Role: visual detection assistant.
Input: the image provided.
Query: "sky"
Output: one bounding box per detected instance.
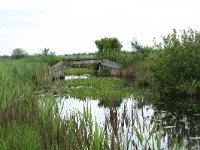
[0,0,200,55]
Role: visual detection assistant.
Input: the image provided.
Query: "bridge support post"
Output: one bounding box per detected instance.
[98,63,103,76]
[51,61,65,80]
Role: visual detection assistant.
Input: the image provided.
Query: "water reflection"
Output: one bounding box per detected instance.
[57,96,156,149]
[152,100,200,149]
[56,96,200,149]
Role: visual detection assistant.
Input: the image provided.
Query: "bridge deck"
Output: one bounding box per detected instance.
[63,59,121,69]
[63,59,102,66]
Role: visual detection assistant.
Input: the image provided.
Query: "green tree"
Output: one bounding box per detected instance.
[131,39,153,57]
[41,48,55,56]
[95,37,122,58]
[11,48,28,59]
[149,29,200,97]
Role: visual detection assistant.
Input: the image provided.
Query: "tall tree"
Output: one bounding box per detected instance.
[95,37,122,57]
[41,48,55,56]
[11,48,28,59]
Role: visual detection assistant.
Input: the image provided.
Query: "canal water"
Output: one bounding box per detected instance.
[57,75,200,149]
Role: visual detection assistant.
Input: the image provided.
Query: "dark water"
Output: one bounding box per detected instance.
[57,76,200,149]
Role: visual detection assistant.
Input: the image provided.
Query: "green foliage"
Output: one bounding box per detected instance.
[40,48,55,56]
[11,48,28,59]
[131,39,154,57]
[63,54,95,60]
[0,124,39,150]
[0,59,51,110]
[0,55,9,59]
[98,68,110,77]
[149,29,200,96]
[95,37,122,58]
[0,55,187,149]
[25,55,60,66]
[64,67,94,75]
[59,77,134,106]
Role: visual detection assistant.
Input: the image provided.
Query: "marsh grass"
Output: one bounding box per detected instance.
[0,57,113,149]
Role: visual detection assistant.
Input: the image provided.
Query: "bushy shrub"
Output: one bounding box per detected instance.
[95,37,122,58]
[149,29,200,96]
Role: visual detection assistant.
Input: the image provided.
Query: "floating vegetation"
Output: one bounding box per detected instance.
[58,77,135,106]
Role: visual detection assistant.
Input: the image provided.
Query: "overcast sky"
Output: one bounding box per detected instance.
[0,0,200,55]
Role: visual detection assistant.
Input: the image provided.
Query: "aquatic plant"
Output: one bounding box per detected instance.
[59,77,134,106]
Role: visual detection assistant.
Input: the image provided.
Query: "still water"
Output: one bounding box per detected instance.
[57,76,200,149]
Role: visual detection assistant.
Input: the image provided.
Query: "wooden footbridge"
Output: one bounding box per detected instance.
[51,59,121,79]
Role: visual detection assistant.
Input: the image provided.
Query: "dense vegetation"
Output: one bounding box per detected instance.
[1,28,200,149]
[0,56,168,149]
[59,77,134,107]
[0,57,112,149]
[149,29,200,97]
[95,29,200,98]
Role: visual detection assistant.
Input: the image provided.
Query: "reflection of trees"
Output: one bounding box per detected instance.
[98,99,122,108]
[133,92,200,148]
[99,95,200,149]
[103,99,153,149]
[152,100,200,148]
[104,102,130,149]
[108,107,118,149]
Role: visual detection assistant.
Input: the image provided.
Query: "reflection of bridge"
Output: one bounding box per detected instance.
[51,59,121,79]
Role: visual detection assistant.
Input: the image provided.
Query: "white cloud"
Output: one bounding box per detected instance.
[0,0,200,55]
